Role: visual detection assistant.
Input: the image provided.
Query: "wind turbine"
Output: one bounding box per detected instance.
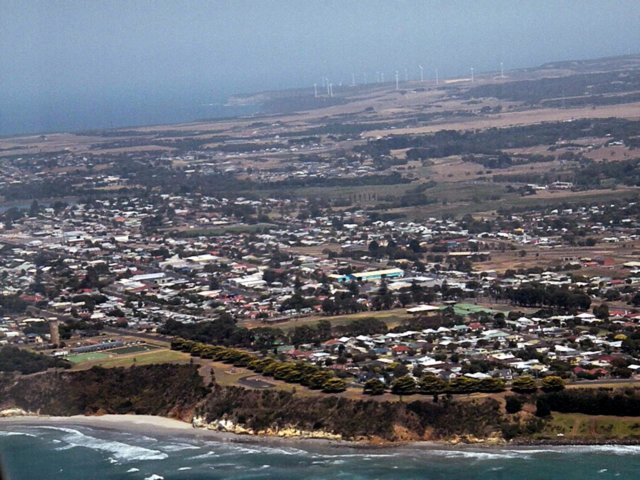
[470,67,474,83]
[314,83,318,98]
[380,72,385,83]
[329,83,334,97]
[435,68,439,85]
[419,65,424,82]
[500,62,505,79]
[351,73,356,87]
[395,70,399,90]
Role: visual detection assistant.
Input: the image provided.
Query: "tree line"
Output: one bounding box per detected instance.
[171,339,347,393]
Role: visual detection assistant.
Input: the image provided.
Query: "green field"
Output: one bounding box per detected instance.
[67,352,112,364]
[71,349,190,369]
[453,303,504,316]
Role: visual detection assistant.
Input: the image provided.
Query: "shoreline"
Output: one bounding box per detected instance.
[2,414,640,451]
[0,414,367,451]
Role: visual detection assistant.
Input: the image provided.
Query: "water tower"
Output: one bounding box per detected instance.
[48,319,60,346]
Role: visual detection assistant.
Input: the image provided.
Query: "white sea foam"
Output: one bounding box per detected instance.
[321,453,398,459]
[0,430,37,438]
[571,445,640,456]
[177,467,192,471]
[414,445,640,460]
[519,445,640,456]
[424,449,528,461]
[38,426,168,463]
[189,450,220,460]
[126,468,140,473]
[158,442,200,453]
[218,443,309,457]
[144,475,164,480]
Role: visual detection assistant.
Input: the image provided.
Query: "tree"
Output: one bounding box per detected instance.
[604,289,621,301]
[478,377,506,393]
[511,375,538,394]
[262,268,279,285]
[363,378,386,395]
[593,303,609,321]
[448,376,480,394]
[391,375,417,400]
[372,278,394,310]
[316,320,332,341]
[541,375,565,392]
[392,362,409,378]
[505,396,524,414]
[29,200,40,217]
[322,377,347,393]
[398,292,412,307]
[307,371,334,390]
[535,398,551,417]
[418,373,447,395]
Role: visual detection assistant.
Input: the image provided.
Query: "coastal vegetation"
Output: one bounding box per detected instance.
[0,363,637,444]
[0,346,70,374]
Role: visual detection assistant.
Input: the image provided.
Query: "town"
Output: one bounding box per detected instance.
[2,187,640,395]
[2,54,640,402]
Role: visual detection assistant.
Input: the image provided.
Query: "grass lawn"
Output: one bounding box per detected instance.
[538,413,640,440]
[453,303,503,316]
[70,349,190,370]
[67,352,112,364]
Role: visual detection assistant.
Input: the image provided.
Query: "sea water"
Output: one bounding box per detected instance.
[1,424,639,479]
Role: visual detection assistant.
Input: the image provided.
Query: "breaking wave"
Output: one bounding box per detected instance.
[37,426,168,463]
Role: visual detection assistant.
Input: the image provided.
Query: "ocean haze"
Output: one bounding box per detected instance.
[2,0,640,135]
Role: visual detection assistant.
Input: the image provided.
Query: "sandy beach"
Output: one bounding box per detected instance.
[0,414,360,450]
[4,414,637,450]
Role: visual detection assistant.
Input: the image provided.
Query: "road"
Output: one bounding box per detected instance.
[102,326,172,344]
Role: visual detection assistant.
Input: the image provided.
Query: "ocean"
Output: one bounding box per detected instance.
[0,93,258,137]
[1,423,640,480]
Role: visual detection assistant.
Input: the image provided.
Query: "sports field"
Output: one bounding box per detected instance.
[66,343,161,364]
[67,352,111,364]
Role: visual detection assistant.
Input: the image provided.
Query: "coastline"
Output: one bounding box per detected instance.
[2,414,640,451]
[0,414,365,451]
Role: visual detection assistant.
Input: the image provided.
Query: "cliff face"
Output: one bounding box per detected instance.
[0,365,208,421]
[196,386,503,442]
[0,366,505,442]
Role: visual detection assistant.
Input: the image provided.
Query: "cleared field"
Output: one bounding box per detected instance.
[362,102,640,138]
[245,308,412,331]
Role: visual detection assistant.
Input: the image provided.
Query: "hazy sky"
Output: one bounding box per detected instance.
[2,0,640,134]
